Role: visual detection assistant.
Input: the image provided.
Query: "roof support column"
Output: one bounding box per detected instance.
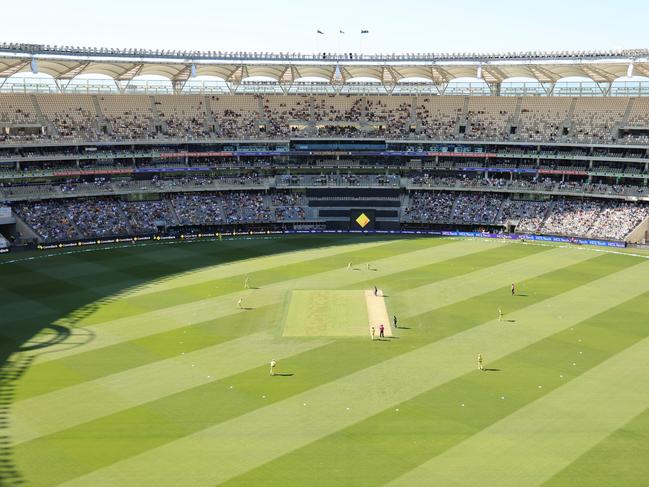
[489,82,502,96]
[597,82,612,96]
[542,82,555,96]
[172,80,186,94]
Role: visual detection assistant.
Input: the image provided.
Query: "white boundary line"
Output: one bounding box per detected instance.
[1,235,648,267]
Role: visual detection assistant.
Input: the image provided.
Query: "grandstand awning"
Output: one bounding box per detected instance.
[1,45,647,87]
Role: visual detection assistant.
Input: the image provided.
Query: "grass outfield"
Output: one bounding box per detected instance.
[1,235,649,486]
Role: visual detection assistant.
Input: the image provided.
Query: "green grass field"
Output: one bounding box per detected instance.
[2,235,649,486]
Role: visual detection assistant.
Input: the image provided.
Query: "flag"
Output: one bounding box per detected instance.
[339,30,345,34]
[317,30,324,34]
[361,30,369,34]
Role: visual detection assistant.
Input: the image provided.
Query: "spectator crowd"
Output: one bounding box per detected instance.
[11,189,648,243]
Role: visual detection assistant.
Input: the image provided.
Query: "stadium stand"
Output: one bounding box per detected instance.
[1,93,649,143]
[2,47,649,247]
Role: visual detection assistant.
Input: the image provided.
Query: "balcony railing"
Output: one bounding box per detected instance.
[2,77,649,97]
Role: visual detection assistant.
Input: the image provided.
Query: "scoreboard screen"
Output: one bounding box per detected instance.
[349,209,376,230]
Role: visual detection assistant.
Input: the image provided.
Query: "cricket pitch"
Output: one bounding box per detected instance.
[282,289,390,337]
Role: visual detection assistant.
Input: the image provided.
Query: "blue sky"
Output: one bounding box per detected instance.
[3,0,646,54]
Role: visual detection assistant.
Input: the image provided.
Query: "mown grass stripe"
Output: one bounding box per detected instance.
[542,407,649,486]
[125,238,399,298]
[32,238,509,364]
[50,258,649,487]
[10,333,333,445]
[386,334,649,487]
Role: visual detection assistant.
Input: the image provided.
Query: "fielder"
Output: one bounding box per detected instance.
[511,282,516,296]
[347,262,352,271]
[498,308,503,322]
[244,276,250,289]
[269,359,277,376]
[477,353,484,371]
[370,326,376,341]
[237,298,243,309]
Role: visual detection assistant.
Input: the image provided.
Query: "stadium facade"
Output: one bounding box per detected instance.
[1,45,649,251]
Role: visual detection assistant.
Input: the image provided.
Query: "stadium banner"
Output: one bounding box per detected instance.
[53,169,134,177]
[158,150,498,159]
[135,166,216,173]
[539,169,589,176]
[460,167,538,174]
[24,228,626,254]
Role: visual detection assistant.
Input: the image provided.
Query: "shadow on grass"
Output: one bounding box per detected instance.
[0,235,398,487]
[272,373,295,377]
[0,234,398,484]
[0,354,33,486]
[483,368,501,372]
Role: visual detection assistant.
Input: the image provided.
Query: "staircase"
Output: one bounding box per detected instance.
[91,95,112,135]
[306,96,317,136]
[203,96,218,135]
[65,209,85,240]
[166,199,181,225]
[401,192,411,213]
[12,214,42,242]
[359,97,371,135]
[537,200,556,231]
[562,98,578,139]
[410,96,420,134]
[455,96,470,137]
[507,97,523,135]
[148,96,167,135]
[29,95,59,138]
[449,192,462,221]
[115,204,134,235]
[614,98,636,138]
[493,199,507,224]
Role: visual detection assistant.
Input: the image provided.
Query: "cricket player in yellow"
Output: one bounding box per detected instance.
[270,359,277,376]
[478,353,484,371]
[498,308,503,321]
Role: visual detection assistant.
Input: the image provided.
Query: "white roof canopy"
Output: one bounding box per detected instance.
[1,44,647,85]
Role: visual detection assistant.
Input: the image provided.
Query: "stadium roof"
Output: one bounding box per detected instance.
[1,43,648,88]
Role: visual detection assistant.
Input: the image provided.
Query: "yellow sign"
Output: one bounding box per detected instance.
[355,213,371,228]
